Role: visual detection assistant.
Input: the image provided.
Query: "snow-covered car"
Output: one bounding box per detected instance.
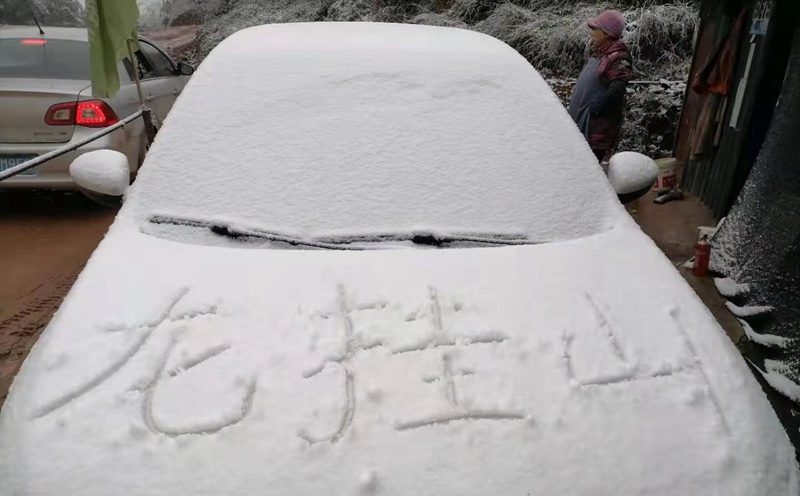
[1,23,797,496]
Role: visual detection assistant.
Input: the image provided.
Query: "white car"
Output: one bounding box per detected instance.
[1,23,796,496]
[0,26,193,189]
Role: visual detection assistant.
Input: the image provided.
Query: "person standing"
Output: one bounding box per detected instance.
[568,10,633,162]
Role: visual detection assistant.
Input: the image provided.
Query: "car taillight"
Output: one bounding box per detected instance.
[21,39,46,45]
[45,100,120,128]
[44,102,76,126]
[75,100,119,127]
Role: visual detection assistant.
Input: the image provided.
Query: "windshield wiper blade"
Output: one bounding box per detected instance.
[208,224,367,250]
[149,216,539,249]
[149,215,364,251]
[317,231,539,247]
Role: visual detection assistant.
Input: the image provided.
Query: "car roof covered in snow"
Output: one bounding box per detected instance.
[122,22,623,242]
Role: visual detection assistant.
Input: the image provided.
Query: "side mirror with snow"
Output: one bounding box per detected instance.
[607,152,659,204]
[69,150,130,207]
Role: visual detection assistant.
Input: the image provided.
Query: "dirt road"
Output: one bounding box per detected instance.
[0,192,115,406]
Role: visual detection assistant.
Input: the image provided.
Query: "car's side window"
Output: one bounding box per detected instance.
[138,41,175,78]
[123,49,157,81]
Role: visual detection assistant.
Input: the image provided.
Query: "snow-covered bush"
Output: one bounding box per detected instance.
[625,2,699,79]
[324,0,375,21]
[0,0,84,27]
[139,0,173,30]
[448,0,499,23]
[409,11,467,27]
[618,80,687,158]
[196,0,326,60]
[470,1,698,79]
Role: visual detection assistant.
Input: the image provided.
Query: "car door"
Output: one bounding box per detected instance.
[130,41,184,125]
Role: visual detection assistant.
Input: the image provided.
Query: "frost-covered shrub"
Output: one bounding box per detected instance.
[409,12,467,27]
[0,0,84,27]
[474,1,698,78]
[625,2,699,78]
[617,80,687,158]
[196,0,327,60]
[325,0,375,21]
[448,0,500,23]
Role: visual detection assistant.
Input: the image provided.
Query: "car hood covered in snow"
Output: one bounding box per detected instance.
[1,224,797,496]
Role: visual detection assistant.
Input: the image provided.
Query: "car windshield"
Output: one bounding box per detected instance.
[128,23,622,248]
[0,39,91,80]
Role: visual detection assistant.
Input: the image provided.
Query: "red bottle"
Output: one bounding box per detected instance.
[693,236,711,277]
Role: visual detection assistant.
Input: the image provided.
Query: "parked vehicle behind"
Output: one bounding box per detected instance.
[0,26,193,189]
[1,22,797,496]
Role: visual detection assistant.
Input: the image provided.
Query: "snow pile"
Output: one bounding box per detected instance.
[739,319,791,349]
[714,277,751,298]
[725,302,774,318]
[126,23,621,242]
[753,360,800,403]
[607,151,657,194]
[69,150,130,197]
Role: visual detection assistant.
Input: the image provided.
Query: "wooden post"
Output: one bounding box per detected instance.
[126,38,156,145]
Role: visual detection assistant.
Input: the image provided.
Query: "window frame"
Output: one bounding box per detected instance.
[137,40,177,79]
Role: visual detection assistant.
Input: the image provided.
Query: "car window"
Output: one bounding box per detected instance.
[138,41,174,78]
[0,39,91,80]
[122,48,158,81]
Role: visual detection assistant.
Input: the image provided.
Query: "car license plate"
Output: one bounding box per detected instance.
[0,154,38,176]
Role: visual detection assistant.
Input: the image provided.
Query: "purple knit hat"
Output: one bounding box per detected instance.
[588,10,626,39]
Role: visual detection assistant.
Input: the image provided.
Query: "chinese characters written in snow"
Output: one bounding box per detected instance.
[297,285,524,445]
[32,285,727,439]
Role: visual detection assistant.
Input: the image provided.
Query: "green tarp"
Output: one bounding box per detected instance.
[84,0,139,98]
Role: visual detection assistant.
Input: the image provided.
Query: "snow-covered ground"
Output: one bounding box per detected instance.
[1,23,796,496]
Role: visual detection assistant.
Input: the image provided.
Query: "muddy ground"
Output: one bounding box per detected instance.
[0,192,115,406]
